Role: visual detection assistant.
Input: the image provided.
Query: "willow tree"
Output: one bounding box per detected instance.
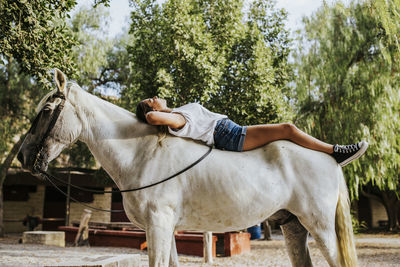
[293,0,400,229]
[123,0,293,125]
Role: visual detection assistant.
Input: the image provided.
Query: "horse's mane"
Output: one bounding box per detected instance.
[67,83,136,118]
[36,82,138,122]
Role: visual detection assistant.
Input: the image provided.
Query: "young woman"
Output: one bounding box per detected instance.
[136,96,368,167]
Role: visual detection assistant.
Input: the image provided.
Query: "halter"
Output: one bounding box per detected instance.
[32,92,66,173]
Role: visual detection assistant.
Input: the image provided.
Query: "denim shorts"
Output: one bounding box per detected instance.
[213,119,247,152]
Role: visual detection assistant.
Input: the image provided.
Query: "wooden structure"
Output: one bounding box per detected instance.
[3,167,125,233]
[59,222,250,257]
[60,226,218,257]
[215,232,251,256]
[184,231,251,256]
[22,231,65,247]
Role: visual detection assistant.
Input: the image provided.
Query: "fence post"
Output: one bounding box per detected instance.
[203,231,213,263]
[74,209,92,246]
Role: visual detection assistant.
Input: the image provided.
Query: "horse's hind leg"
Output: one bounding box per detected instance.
[298,206,341,267]
[305,218,339,267]
[281,217,313,267]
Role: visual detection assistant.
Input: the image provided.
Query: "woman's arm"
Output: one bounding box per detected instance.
[145,111,186,129]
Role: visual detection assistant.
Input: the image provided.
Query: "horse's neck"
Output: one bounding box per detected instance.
[70,88,159,183]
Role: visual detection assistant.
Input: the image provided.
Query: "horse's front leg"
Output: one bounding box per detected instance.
[169,233,179,267]
[146,210,176,267]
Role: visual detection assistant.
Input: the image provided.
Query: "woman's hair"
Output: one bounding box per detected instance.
[136,101,153,123]
[136,100,167,146]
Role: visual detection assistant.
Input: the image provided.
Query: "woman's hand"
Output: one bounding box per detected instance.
[146,111,186,129]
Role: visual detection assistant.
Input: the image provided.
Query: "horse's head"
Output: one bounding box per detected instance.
[18,69,82,176]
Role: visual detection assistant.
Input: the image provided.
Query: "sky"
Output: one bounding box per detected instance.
[74,0,351,38]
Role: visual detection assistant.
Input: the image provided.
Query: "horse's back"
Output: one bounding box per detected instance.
[163,137,341,194]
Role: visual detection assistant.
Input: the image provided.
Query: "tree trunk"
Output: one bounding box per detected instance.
[381,191,400,231]
[0,134,26,237]
[5,57,12,111]
[0,186,3,237]
[362,190,400,232]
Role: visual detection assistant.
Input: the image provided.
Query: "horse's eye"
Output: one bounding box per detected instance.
[43,104,52,112]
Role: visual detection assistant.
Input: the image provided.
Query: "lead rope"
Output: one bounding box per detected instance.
[40,146,212,212]
[42,171,124,213]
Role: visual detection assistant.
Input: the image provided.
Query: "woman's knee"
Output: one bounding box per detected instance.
[280,123,298,138]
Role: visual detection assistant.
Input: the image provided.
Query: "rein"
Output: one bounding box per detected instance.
[40,145,212,194]
[40,146,212,213]
[33,93,213,212]
[42,172,124,213]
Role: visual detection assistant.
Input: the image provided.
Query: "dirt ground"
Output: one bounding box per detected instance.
[1,233,400,267]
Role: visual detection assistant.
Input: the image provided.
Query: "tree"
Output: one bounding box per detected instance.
[0,0,78,236]
[0,0,78,84]
[123,0,293,125]
[0,61,40,237]
[248,0,292,93]
[69,5,114,93]
[292,0,400,230]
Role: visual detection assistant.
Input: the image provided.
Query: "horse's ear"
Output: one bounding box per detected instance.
[54,68,67,93]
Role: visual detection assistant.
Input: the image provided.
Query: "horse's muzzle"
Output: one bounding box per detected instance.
[17,150,48,178]
[32,154,49,178]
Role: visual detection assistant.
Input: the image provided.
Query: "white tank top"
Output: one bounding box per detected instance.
[168,103,227,145]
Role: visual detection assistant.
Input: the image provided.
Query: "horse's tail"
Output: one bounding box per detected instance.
[335,168,358,267]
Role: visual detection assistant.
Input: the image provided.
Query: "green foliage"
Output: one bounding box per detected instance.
[373,0,400,50]
[123,0,293,125]
[0,60,44,159]
[292,0,400,198]
[67,4,134,96]
[0,0,78,86]
[351,210,367,234]
[248,0,292,92]
[69,5,114,92]
[0,0,80,168]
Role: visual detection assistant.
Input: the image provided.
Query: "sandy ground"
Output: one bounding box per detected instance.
[1,233,400,267]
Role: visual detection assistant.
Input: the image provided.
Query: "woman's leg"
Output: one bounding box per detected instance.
[242,123,334,153]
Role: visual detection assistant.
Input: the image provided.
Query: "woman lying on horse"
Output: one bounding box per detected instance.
[136,96,367,167]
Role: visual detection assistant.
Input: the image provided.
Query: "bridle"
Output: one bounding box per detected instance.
[31,92,66,173]
[29,92,213,212]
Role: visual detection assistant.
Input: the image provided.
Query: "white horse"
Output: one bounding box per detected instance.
[18,69,357,267]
